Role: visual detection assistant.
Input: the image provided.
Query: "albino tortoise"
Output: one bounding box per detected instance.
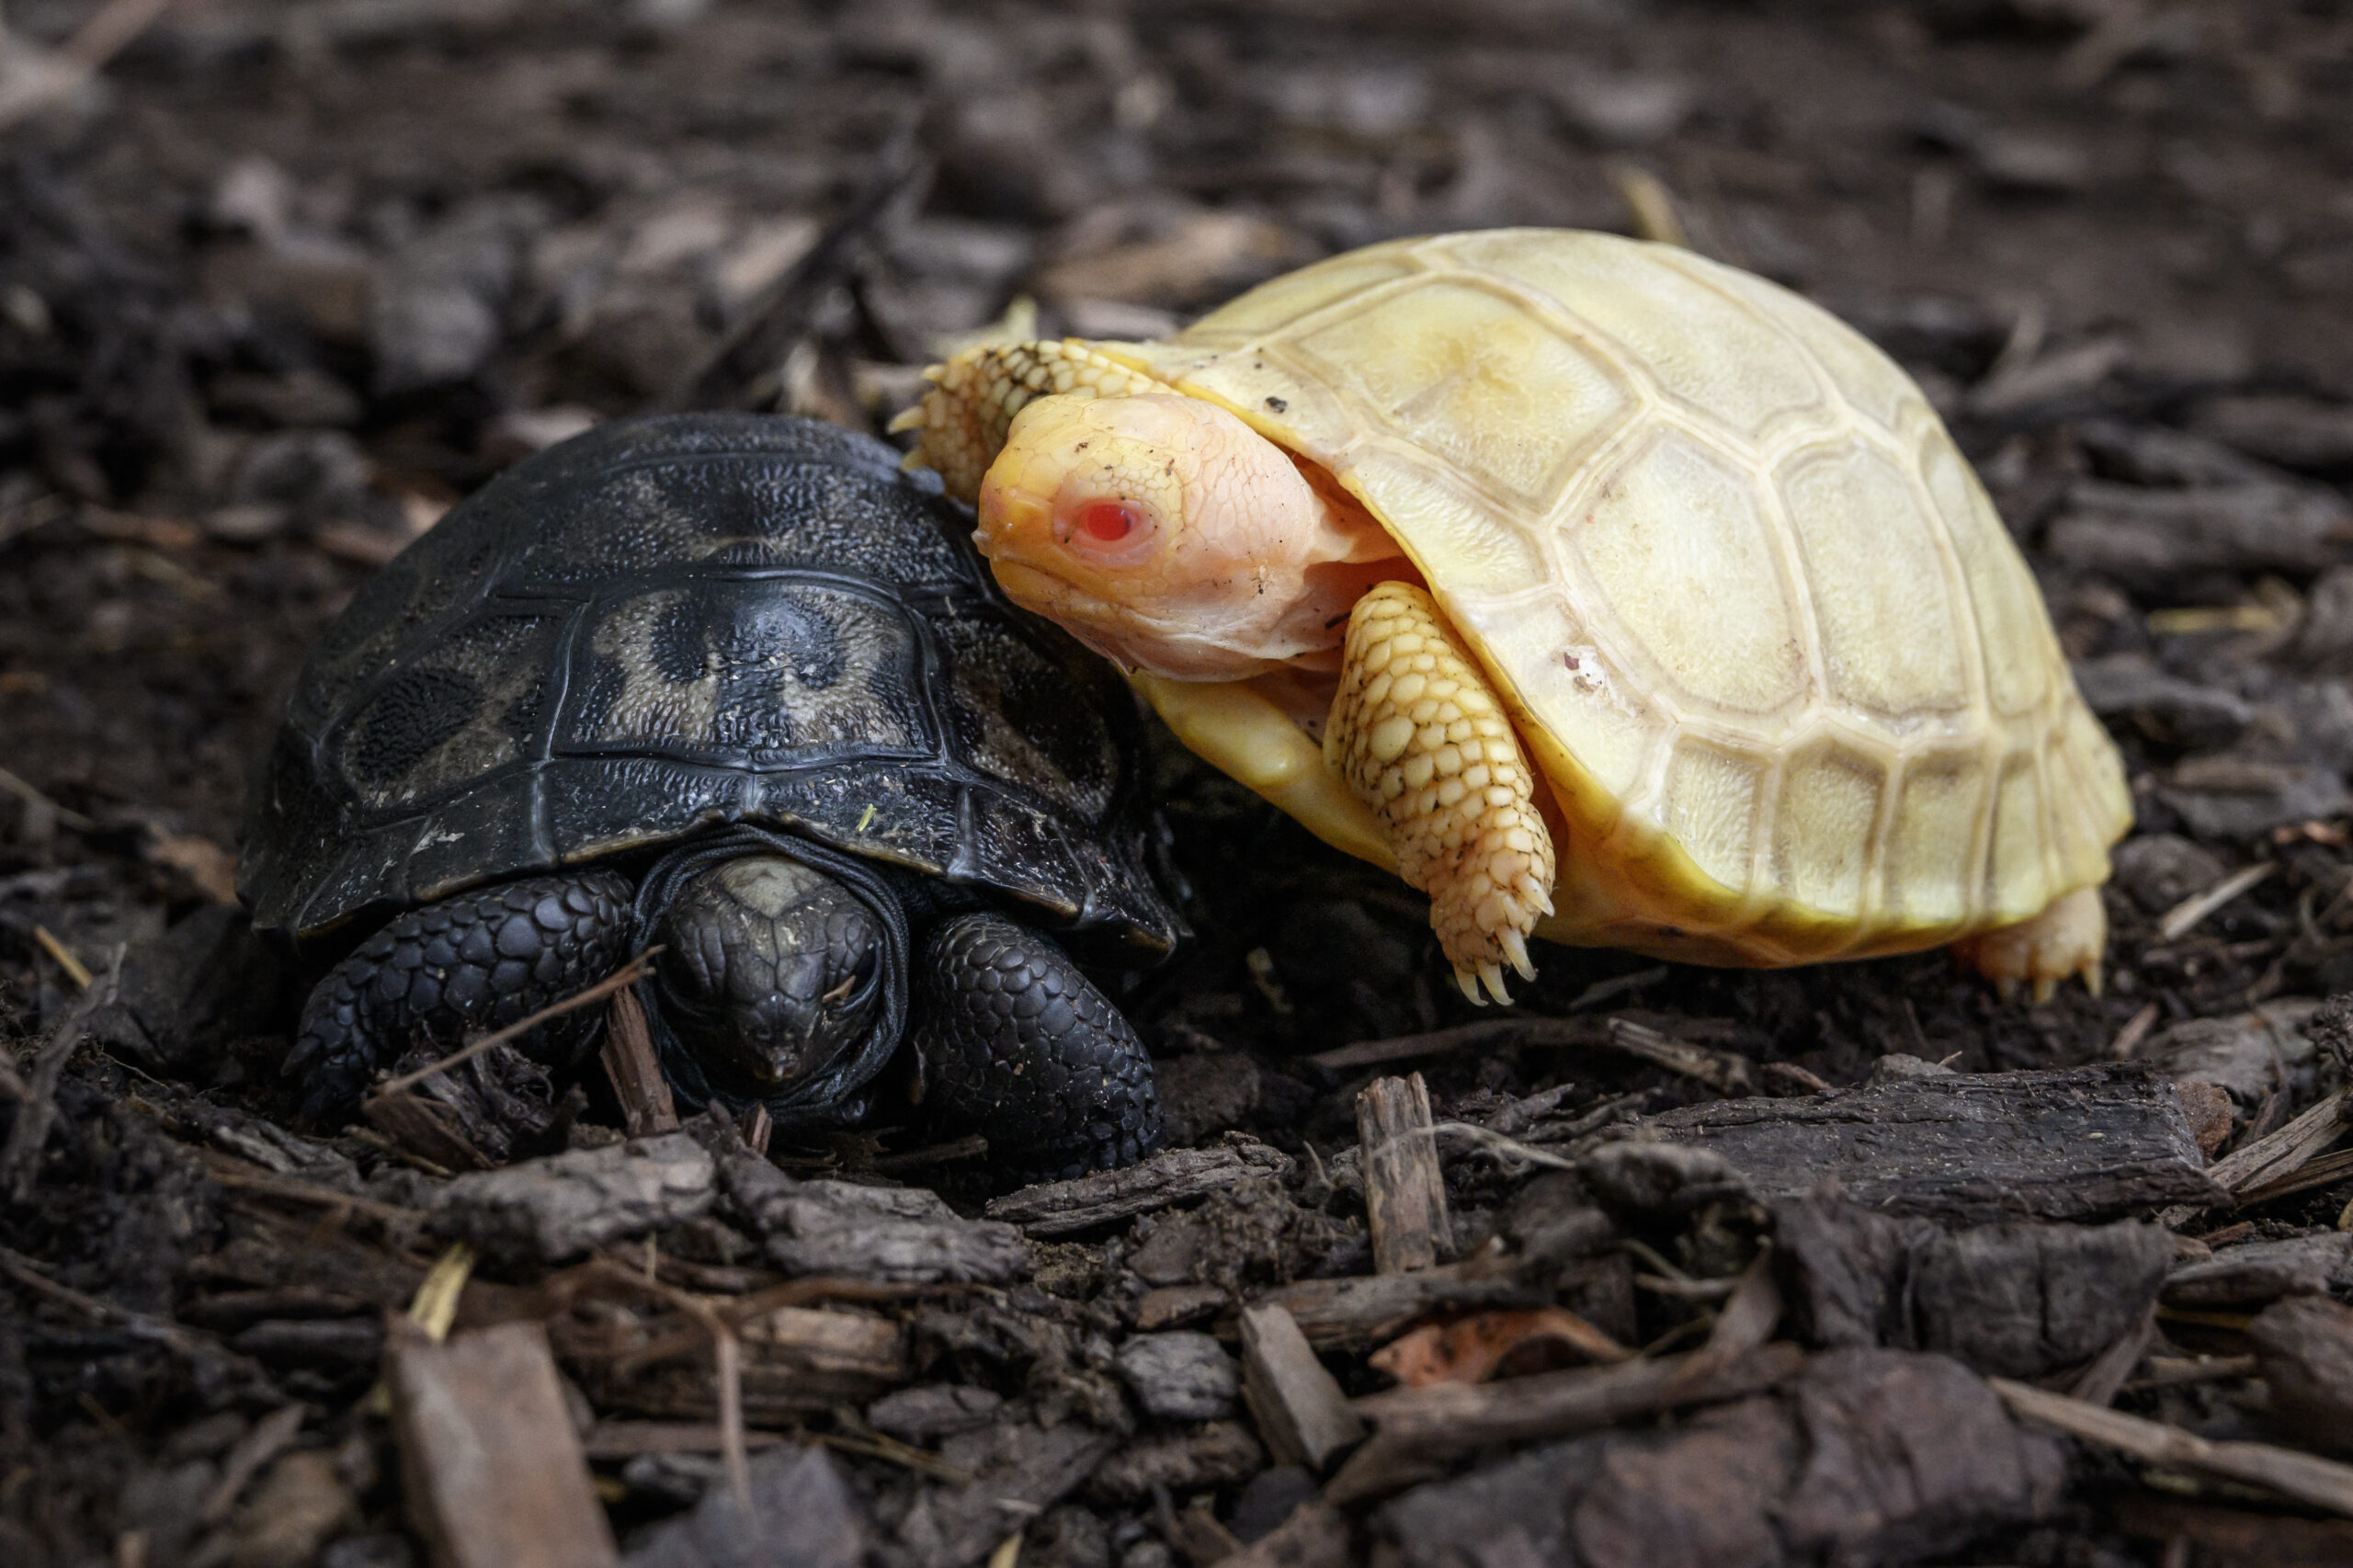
[901,228,2132,1005]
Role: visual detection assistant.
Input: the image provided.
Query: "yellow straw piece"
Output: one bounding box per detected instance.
[31,925,92,989]
[406,1243,477,1344]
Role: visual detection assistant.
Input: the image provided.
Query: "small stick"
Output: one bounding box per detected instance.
[738,1104,771,1157]
[1315,1017,1607,1072]
[2159,863,2278,944]
[0,763,93,831]
[2068,1307,2157,1408]
[1762,1061,1834,1095]
[0,0,178,132]
[1331,1342,1803,1503]
[1427,1121,1578,1173]
[600,985,679,1138]
[1605,1017,1755,1094]
[2236,1146,2353,1209]
[2208,1089,2346,1197]
[2109,1002,2162,1061]
[1995,1377,2353,1517]
[1314,1015,1753,1093]
[0,1242,209,1356]
[1564,965,1671,1014]
[601,1272,952,1378]
[1636,1273,1738,1302]
[30,925,92,989]
[0,946,120,1199]
[199,1403,309,1528]
[201,1153,425,1229]
[2131,1355,2259,1391]
[583,1260,751,1515]
[1608,163,1688,248]
[372,949,661,1101]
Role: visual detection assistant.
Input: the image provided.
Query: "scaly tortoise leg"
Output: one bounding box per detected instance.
[1324,581,1557,1006]
[1949,885,2108,1004]
[908,913,1164,1183]
[284,869,637,1125]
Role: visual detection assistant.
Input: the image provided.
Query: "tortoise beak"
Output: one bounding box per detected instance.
[725,967,845,1087]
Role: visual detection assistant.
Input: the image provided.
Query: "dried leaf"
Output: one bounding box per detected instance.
[1369,1307,1631,1389]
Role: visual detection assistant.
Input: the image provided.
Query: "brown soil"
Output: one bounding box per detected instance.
[5,2,2353,1564]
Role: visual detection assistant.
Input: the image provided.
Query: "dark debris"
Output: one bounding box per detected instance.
[7,0,2353,1564]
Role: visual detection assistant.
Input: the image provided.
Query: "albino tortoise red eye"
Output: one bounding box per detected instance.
[1076,500,1143,542]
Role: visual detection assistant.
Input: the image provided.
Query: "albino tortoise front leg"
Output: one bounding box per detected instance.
[1325,582,1556,1005]
[1949,884,2108,1004]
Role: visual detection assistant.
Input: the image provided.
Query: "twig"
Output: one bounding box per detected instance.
[370,949,661,1101]
[1761,1061,1834,1095]
[1314,1017,1581,1072]
[2208,1089,2346,1197]
[1603,1017,1755,1094]
[2131,1355,2259,1391]
[199,1403,308,1527]
[1995,1377,2353,1517]
[0,1242,209,1356]
[2159,863,2279,944]
[0,764,93,831]
[1427,1121,1579,1173]
[0,0,177,132]
[1330,1342,1803,1503]
[1607,163,1688,248]
[2109,1002,2162,1061]
[825,1403,982,1483]
[659,113,926,413]
[29,925,92,989]
[2236,1147,2353,1208]
[600,986,678,1138]
[199,1151,426,1229]
[0,946,120,1199]
[2068,1306,2157,1408]
[581,1261,750,1515]
[1635,1272,1738,1301]
[600,1272,956,1379]
[1313,1015,1749,1092]
[1564,966,1670,1013]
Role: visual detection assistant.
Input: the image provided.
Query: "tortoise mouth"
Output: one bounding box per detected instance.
[989,559,1142,667]
[989,556,1294,682]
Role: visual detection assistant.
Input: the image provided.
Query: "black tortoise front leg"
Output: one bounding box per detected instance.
[285,869,636,1124]
[909,913,1164,1183]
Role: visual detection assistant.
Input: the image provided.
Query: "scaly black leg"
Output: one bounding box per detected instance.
[909,913,1164,1183]
[285,869,635,1124]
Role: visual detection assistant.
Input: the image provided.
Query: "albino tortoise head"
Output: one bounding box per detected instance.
[972,392,1370,681]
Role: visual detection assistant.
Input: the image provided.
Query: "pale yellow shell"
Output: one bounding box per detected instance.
[1108,229,2131,965]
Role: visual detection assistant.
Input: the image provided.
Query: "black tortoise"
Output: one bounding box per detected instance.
[240,414,1178,1179]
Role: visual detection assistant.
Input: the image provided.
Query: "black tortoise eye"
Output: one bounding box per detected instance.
[822,949,880,1006]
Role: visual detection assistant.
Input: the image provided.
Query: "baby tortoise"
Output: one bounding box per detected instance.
[241,415,1177,1180]
[903,228,2131,1005]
